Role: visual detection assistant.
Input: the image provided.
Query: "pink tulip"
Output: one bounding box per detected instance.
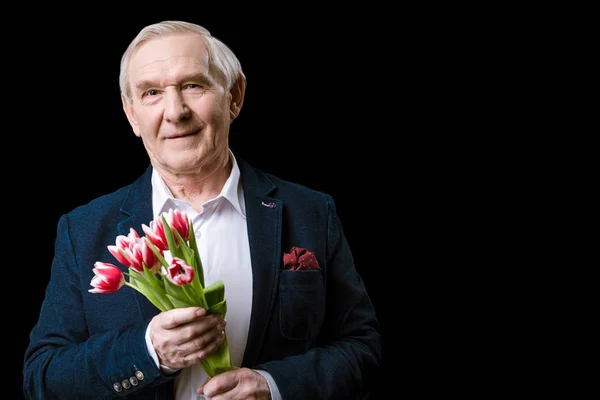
[142,209,190,250]
[166,209,190,242]
[108,228,161,273]
[124,237,161,273]
[108,228,140,266]
[142,218,168,251]
[166,257,195,286]
[89,262,126,294]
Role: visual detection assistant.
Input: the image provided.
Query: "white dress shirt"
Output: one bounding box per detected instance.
[144,152,281,399]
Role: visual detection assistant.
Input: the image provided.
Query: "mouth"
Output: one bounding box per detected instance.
[165,129,200,139]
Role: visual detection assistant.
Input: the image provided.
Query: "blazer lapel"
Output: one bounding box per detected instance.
[118,165,160,321]
[237,157,282,367]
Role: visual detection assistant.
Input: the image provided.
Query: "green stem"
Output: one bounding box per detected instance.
[201,333,233,377]
[124,282,168,312]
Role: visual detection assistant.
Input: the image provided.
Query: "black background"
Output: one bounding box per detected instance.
[14,12,403,399]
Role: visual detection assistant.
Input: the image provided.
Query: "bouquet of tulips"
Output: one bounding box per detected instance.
[89,208,232,377]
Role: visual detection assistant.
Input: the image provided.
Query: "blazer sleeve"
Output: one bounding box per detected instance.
[22,214,173,400]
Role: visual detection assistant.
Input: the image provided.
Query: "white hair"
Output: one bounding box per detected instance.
[119,20,245,103]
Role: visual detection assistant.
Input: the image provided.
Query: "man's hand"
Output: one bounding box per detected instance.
[197,367,272,399]
[149,307,226,370]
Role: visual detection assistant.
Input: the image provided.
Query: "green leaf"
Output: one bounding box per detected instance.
[187,221,205,288]
[207,299,227,317]
[166,293,193,308]
[161,269,207,309]
[201,333,232,377]
[125,281,166,311]
[163,277,192,303]
[174,226,207,307]
[145,238,170,269]
[162,215,183,259]
[204,280,225,308]
[176,230,194,265]
[182,282,205,307]
[127,270,172,311]
[187,255,206,305]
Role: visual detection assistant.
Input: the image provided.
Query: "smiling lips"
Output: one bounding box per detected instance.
[166,129,199,139]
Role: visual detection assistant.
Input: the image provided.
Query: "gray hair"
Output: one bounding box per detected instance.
[119,20,245,103]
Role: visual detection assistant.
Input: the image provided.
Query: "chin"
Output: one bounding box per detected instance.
[163,155,197,172]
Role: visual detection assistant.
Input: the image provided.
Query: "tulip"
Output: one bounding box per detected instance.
[143,209,190,251]
[165,208,190,242]
[114,233,161,274]
[108,228,141,267]
[166,257,195,285]
[141,218,169,251]
[89,262,125,294]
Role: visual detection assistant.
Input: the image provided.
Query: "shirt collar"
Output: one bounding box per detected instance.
[151,150,246,218]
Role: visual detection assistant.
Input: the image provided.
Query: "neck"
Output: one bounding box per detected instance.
[157,152,232,212]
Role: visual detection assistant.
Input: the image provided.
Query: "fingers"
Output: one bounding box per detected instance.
[150,309,227,370]
[182,322,226,365]
[157,307,206,329]
[198,367,270,399]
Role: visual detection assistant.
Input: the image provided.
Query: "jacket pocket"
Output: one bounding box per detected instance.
[279,270,325,340]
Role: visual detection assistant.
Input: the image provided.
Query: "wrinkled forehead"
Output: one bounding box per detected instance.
[129,33,210,79]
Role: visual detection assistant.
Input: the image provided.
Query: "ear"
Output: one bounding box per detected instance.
[229,73,246,121]
[121,95,142,137]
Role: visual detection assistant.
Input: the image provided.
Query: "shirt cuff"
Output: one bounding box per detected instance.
[254,370,282,400]
[145,321,179,375]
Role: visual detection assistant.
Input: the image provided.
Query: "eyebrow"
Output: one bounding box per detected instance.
[134,73,213,93]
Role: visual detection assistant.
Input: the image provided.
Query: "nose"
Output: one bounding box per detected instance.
[163,89,190,122]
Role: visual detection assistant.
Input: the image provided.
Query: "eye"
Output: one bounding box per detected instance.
[142,89,158,98]
[184,84,200,90]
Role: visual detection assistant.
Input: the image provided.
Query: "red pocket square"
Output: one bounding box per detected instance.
[283,246,320,270]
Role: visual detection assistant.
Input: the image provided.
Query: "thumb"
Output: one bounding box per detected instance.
[196,376,212,395]
[160,306,206,329]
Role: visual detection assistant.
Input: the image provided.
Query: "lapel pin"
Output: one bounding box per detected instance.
[261,201,276,208]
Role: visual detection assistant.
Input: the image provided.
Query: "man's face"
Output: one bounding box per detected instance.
[122,33,233,175]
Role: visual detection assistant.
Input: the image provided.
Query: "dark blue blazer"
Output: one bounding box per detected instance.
[23,154,382,399]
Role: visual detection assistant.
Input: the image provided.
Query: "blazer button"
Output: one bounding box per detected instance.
[113,382,123,392]
[135,370,145,381]
[121,379,131,390]
[129,376,139,386]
